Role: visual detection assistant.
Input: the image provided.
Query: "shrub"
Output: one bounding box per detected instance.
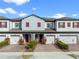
[18,39,24,45]
[55,40,69,50]
[4,37,10,45]
[0,39,9,48]
[25,40,37,49]
[42,39,46,44]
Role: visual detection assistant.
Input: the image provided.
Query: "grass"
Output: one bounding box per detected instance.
[23,55,32,59]
[68,54,77,59]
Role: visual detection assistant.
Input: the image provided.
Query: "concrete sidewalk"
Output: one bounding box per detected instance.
[30,52,74,59]
[0,53,23,59]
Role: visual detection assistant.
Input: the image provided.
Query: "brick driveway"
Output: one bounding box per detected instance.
[34,44,62,52]
[0,45,26,52]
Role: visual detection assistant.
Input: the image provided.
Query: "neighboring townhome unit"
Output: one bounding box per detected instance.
[0,14,79,44]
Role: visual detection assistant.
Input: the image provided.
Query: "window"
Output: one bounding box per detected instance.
[37,22,41,27]
[0,22,7,28]
[58,22,65,28]
[26,22,29,27]
[67,22,71,27]
[15,23,20,27]
[47,23,50,28]
[73,22,79,28]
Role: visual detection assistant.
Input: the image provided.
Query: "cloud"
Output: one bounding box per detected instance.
[53,13,66,18]
[3,0,30,5]
[32,8,37,11]
[0,8,17,14]
[72,14,78,17]
[18,12,27,17]
[0,9,7,14]
[0,7,28,17]
[5,8,17,14]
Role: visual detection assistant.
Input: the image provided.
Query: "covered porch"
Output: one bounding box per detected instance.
[23,33,44,43]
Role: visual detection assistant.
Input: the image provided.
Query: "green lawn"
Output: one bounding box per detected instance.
[23,55,32,59]
[68,54,77,59]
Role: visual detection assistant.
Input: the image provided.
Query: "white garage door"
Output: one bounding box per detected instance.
[59,35,77,44]
[10,35,20,44]
[46,35,55,44]
[0,35,6,42]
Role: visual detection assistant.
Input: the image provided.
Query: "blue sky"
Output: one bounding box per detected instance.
[0,0,79,18]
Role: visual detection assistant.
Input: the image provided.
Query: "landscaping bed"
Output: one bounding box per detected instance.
[23,55,32,59]
[55,40,69,50]
[25,40,37,52]
[0,38,10,48]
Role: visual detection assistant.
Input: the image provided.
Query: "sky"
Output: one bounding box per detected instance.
[0,0,79,18]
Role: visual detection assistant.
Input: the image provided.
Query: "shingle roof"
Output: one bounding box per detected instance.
[0,14,79,22]
[22,14,55,22]
[55,17,79,21]
[0,16,11,20]
[41,17,55,22]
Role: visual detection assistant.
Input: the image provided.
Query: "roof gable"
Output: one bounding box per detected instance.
[22,14,45,21]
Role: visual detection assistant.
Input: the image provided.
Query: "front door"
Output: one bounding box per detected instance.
[23,34,31,42]
[38,34,44,43]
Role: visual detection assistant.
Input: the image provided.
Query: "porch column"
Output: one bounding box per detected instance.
[31,34,35,40]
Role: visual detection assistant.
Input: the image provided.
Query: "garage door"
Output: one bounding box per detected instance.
[59,35,77,44]
[45,35,55,44]
[0,35,6,42]
[10,35,20,44]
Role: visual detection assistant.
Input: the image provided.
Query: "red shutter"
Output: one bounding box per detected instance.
[0,22,1,28]
[73,22,74,28]
[26,22,29,27]
[5,22,7,28]
[37,22,41,27]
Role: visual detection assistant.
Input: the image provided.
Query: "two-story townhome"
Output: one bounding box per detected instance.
[0,14,79,44]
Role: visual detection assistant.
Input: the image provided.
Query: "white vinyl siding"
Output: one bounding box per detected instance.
[22,16,45,31]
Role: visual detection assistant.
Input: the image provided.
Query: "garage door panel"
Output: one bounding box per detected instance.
[59,35,77,44]
[10,35,20,44]
[46,35,55,44]
[0,35,6,42]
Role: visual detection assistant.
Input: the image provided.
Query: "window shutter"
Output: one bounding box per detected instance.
[37,22,41,27]
[26,22,29,27]
[0,22,1,28]
[5,22,7,28]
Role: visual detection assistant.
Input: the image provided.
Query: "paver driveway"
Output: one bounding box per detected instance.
[0,45,26,52]
[69,44,79,51]
[34,44,62,52]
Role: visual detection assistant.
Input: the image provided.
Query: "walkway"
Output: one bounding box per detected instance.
[34,44,62,52]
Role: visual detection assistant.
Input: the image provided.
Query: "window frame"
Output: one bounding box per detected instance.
[73,22,79,28]
[0,22,7,28]
[26,22,29,27]
[58,22,65,28]
[67,22,71,27]
[37,22,41,27]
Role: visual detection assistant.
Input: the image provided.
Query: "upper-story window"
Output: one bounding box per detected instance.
[37,22,41,27]
[15,22,20,28]
[67,22,71,27]
[26,22,29,27]
[0,22,7,28]
[73,22,79,28]
[47,23,50,28]
[58,22,65,28]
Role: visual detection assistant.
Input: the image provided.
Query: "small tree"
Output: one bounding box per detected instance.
[18,38,24,45]
[5,37,10,45]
